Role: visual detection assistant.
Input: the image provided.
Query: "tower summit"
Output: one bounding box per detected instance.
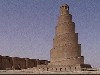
[49,4,91,70]
[60,4,69,16]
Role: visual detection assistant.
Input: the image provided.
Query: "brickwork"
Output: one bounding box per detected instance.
[37,59,50,65]
[0,55,49,70]
[12,57,26,69]
[0,55,2,69]
[25,58,37,68]
[49,4,91,71]
[50,4,83,66]
[1,56,13,70]
[33,4,91,72]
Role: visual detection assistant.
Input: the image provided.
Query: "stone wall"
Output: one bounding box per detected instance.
[0,55,49,70]
[0,55,2,69]
[36,64,91,72]
[12,57,26,69]
[25,58,37,68]
[0,56,13,70]
[37,60,50,65]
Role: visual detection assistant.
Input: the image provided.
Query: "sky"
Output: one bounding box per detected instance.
[0,0,100,67]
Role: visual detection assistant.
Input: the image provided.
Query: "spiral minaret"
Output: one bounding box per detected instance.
[50,4,84,66]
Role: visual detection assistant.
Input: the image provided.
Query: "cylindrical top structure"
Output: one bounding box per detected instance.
[60,4,69,16]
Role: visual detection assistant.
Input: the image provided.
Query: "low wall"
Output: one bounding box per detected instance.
[0,56,13,70]
[0,55,49,70]
[25,58,37,68]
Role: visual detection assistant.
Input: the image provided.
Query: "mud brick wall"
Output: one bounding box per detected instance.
[0,55,49,70]
[12,57,26,69]
[37,60,49,65]
[1,56,13,70]
[25,58,37,68]
[0,55,2,69]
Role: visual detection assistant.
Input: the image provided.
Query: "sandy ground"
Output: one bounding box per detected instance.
[0,69,100,74]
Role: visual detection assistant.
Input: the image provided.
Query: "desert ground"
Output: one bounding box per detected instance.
[0,68,100,74]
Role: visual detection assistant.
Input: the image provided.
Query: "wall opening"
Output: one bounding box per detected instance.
[75,67,76,69]
[47,68,49,71]
[60,68,62,71]
[65,68,66,71]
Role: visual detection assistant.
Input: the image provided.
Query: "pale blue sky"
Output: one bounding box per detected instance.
[0,0,100,67]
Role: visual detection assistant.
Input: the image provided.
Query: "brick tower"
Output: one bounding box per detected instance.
[50,4,84,65]
[50,4,91,70]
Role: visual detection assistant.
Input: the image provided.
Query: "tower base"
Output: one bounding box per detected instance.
[36,64,92,72]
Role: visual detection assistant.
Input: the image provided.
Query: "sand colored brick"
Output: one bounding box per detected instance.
[49,4,91,71]
[50,4,84,66]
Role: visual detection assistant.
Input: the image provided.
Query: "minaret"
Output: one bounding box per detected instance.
[50,4,84,66]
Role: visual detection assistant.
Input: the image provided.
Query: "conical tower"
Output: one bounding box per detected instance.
[50,4,84,66]
[36,4,91,71]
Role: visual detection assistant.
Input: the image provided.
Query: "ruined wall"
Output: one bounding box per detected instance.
[0,55,49,70]
[1,56,13,70]
[12,57,26,69]
[25,58,37,68]
[37,59,50,65]
[0,55,3,70]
